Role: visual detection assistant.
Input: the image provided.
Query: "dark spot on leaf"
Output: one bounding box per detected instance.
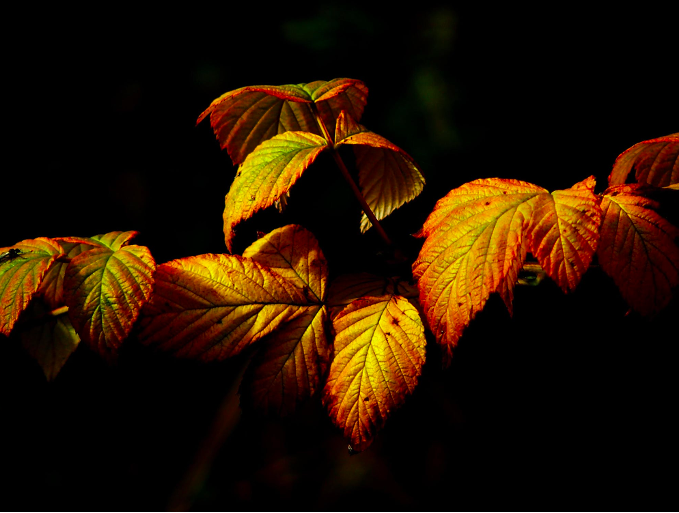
[485,201,490,206]
[569,260,576,268]
[457,302,463,307]
[164,301,170,308]
[502,191,507,194]
[364,396,370,401]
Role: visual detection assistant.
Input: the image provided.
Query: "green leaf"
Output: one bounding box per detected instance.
[0,238,64,336]
[223,131,329,252]
[63,232,155,361]
[19,298,80,381]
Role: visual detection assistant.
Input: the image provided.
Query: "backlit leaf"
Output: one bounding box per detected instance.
[526,176,602,292]
[138,254,313,361]
[239,224,331,414]
[197,78,368,164]
[240,305,329,415]
[39,239,99,310]
[243,224,327,301]
[223,131,329,252]
[598,184,679,316]
[63,232,155,360]
[323,294,425,452]
[0,238,64,335]
[335,111,425,232]
[19,298,79,381]
[608,132,679,187]
[412,179,544,364]
[327,273,418,319]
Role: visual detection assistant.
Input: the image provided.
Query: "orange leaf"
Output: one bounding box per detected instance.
[39,239,100,310]
[63,232,155,360]
[243,224,328,302]
[608,132,679,187]
[138,254,313,361]
[322,295,425,453]
[526,176,602,292]
[239,305,329,415]
[238,224,330,414]
[19,298,80,381]
[412,179,544,364]
[0,238,64,335]
[197,78,368,165]
[335,111,425,232]
[598,184,679,316]
[223,131,328,252]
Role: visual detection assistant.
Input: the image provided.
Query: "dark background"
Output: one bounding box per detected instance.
[3,3,678,511]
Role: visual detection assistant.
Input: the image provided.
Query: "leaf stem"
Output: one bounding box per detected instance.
[311,105,393,247]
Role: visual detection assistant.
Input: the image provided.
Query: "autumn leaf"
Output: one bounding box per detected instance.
[63,231,155,360]
[412,179,544,364]
[197,78,368,165]
[526,176,602,292]
[138,253,314,361]
[598,184,679,316]
[0,237,64,336]
[239,305,329,415]
[239,225,330,415]
[19,298,80,381]
[322,294,426,453]
[327,273,419,319]
[223,131,329,252]
[608,132,679,187]
[334,111,425,232]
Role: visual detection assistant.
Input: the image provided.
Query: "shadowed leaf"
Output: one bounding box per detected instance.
[527,176,602,292]
[323,294,425,453]
[327,273,418,319]
[63,232,155,361]
[138,254,313,361]
[240,305,329,415]
[598,184,679,316]
[197,78,368,164]
[608,132,679,187]
[0,238,64,335]
[223,131,328,252]
[335,111,425,232]
[19,298,79,381]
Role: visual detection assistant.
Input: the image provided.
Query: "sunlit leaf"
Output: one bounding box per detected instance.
[138,254,313,361]
[63,232,155,360]
[243,224,328,301]
[197,78,368,164]
[223,131,329,252]
[335,111,425,232]
[608,132,679,187]
[323,294,426,453]
[0,238,64,335]
[526,176,602,292]
[240,305,329,415]
[598,184,679,316]
[19,298,79,381]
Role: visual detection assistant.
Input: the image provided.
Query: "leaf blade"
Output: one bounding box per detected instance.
[598,184,679,316]
[223,131,328,251]
[322,295,426,452]
[608,132,679,187]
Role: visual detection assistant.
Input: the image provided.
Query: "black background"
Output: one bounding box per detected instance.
[3,3,678,511]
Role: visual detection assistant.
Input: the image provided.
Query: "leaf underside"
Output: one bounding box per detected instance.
[608,132,679,187]
[598,184,679,316]
[323,294,425,452]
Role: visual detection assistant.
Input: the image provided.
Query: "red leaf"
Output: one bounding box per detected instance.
[608,132,679,187]
[598,184,679,316]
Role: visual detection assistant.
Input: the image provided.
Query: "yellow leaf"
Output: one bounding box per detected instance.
[323,295,426,453]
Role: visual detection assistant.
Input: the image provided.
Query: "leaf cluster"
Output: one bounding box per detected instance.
[1,79,677,453]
